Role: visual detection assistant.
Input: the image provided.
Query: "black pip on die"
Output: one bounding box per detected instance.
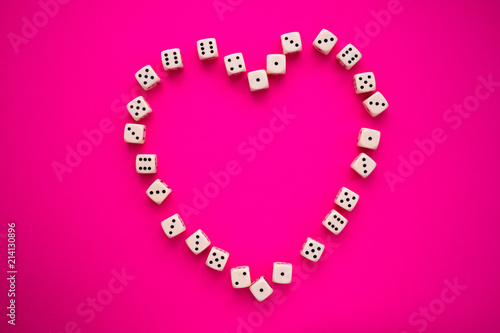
[136,154,157,174]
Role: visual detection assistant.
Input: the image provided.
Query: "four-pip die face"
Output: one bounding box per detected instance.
[135,65,160,90]
[224,53,246,75]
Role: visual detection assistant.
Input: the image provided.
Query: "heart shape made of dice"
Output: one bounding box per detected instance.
[123,29,388,302]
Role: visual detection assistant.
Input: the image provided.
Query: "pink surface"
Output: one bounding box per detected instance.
[1,0,500,332]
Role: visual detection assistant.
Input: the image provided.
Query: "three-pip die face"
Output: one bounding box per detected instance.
[281,32,302,54]
[147,179,171,204]
[124,124,146,144]
[161,213,186,238]
[185,229,211,254]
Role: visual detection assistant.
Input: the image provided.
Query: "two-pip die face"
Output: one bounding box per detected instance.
[231,266,251,288]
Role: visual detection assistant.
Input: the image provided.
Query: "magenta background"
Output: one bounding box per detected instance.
[1,0,500,332]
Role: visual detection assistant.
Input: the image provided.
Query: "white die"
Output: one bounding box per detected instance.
[161,213,186,238]
[124,124,146,144]
[358,128,381,149]
[336,44,362,70]
[247,70,269,92]
[363,92,388,117]
[146,179,171,204]
[127,96,152,121]
[206,247,229,271]
[300,237,324,262]
[281,32,302,54]
[224,53,246,75]
[136,154,157,174]
[351,153,376,178]
[272,262,292,284]
[313,29,337,55]
[197,38,218,60]
[322,209,348,235]
[354,72,376,94]
[161,48,183,71]
[334,187,359,211]
[231,266,251,288]
[135,65,160,90]
[266,54,286,75]
[250,277,273,302]
[185,229,211,254]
